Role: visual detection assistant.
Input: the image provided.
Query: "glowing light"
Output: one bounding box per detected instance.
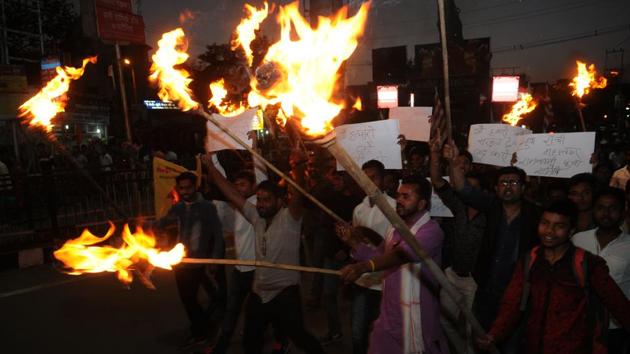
[502,93,537,126]
[570,61,607,98]
[18,56,97,131]
[54,223,185,285]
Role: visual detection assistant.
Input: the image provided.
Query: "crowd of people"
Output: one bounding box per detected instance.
[153,135,630,354]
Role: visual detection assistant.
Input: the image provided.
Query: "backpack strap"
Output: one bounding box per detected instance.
[572,247,587,287]
[519,246,539,311]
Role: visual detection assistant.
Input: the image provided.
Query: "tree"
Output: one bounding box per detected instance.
[4,0,77,60]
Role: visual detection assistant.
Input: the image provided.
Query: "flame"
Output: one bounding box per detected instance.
[232,2,269,66]
[570,61,607,98]
[352,97,362,111]
[149,28,199,111]
[502,93,537,126]
[54,222,185,285]
[247,2,370,136]
[18,56,97,131]
[179,9,194,24]
[208,79,248,117]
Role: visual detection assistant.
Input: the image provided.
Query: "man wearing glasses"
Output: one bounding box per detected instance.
[450,162,542,353]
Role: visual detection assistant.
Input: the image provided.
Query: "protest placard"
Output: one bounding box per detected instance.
[468,124,531,166]
[205,109,259,152]
[388,106,432,142]
[515,132,595,178]
[335,120,402,170]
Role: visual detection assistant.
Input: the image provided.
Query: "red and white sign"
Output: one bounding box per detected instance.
[377,85,398,108]
[492,76,520,102]
[95,0,133,13]
[96,5,145,44]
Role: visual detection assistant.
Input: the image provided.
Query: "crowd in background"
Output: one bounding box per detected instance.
[152,133,630,354]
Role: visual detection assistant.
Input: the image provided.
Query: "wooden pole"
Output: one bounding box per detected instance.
[195,109,346,225]
[316,134,498,354]
[437,0,453,140]
[576,99,587,131]
[182,258,340,276]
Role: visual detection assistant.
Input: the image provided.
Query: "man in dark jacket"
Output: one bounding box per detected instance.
[449,148,541,351]
[155,171,224,346]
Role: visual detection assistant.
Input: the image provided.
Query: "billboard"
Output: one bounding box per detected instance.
[96,4,145,44]
[492,76,520,102]
[377,85,398,108]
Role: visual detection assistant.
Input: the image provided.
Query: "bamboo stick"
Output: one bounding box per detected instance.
[576,99,587,131]
[437,0,453,141]
[195,108,346,225]
[316,134,498,354]
[181,257,341,275]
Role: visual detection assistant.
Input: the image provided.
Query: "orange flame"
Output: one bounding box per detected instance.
[149,28,199,111]
[18,56,97,131]
[208,79,248,117]
[247,2,370,136]
[232,2,269,66]
[502,93,537,126]
[53,223,185,285]
[179,9,194,24]
[570,61,607,98]
[352,97,362,111]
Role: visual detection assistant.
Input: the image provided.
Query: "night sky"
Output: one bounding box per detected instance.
[92,0,630,83]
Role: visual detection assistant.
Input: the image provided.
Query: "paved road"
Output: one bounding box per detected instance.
[0,265,353,354]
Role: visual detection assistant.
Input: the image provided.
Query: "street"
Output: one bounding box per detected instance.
[0,265,352,354]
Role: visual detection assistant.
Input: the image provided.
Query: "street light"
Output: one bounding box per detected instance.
[122,58,137,104]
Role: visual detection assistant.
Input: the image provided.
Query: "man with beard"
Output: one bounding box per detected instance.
[340,176,448,354]
[155,171,224,347]
[572,187,630,354]
[204,154,324,354]
[567,173,597,232]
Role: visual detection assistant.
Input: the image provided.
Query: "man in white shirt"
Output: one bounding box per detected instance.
[337,159,396,354]
[212,170,259,354]
[572,187,630,354]
[205,153,324,354]
[610,147,630,191]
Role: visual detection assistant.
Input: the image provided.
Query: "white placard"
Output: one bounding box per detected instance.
[515,132,595,178]
[468,124,531,167]
[388,106,432,142]
[428,177,454,218]
[335,120,402,170]
[205,109,259,152]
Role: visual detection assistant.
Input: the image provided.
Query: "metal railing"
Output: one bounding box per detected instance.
[0,168,155,253]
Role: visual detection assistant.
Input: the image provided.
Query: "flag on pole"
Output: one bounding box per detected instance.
[429,88,447,144]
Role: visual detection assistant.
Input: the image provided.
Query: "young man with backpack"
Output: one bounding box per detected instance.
[477,199,630,354]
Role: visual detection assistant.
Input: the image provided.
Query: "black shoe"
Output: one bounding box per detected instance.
[319,332,343,346]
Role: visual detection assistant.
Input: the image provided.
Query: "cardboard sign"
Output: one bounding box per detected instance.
[468,124,531,166]
[205,109,259,152]
[388,106,432,142]
[335,120,402,170]
[515,132,595,178]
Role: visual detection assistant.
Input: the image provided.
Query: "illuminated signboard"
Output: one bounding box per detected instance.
[377,85,398,108]
[143,100,178,110]
[492,76,520,102]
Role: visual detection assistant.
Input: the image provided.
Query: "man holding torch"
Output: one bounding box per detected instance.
[203,153,324,354]
[340,176,448,354]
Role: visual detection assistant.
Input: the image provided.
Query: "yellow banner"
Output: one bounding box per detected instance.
[153,157,189,218]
